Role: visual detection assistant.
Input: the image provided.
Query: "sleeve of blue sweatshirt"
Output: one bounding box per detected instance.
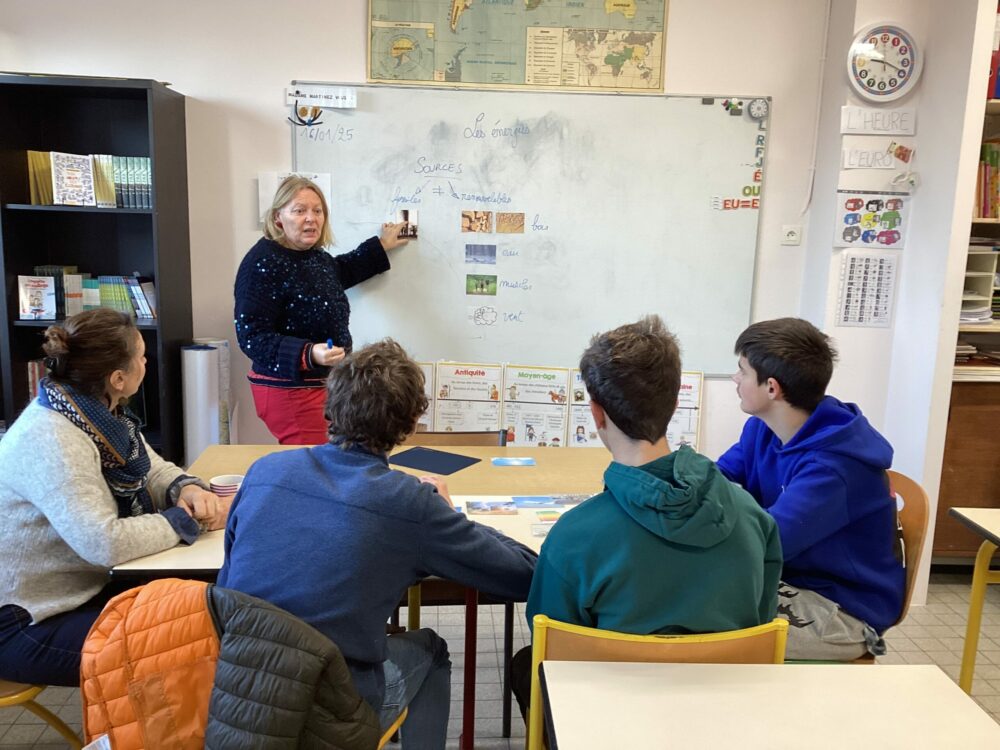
[417,489,538,602]
[767,463,851,560]
[716,439,747,486]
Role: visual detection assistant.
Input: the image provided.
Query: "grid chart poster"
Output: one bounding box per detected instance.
[501,365,570,447]
[368,0,667,92]
[434,362,503,431]
[834,189,909,249]
[836,252,898,328]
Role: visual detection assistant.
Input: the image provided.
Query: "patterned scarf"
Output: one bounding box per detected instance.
[38,377,154,518]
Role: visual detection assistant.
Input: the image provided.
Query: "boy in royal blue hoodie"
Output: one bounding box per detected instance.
[717,317,904,660]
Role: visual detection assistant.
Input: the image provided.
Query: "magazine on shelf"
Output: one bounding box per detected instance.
[51,151,96,206]
[17,276,56,320]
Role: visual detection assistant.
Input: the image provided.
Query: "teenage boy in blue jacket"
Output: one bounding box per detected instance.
[717,317,904,660]
[511,315,782,716]
[218,339,537,748]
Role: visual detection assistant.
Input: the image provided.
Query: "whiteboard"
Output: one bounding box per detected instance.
[293,85,767,374]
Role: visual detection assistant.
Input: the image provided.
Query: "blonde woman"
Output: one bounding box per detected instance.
[234,175,409,444]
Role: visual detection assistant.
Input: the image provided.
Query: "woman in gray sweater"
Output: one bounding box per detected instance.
[0,309,228,686]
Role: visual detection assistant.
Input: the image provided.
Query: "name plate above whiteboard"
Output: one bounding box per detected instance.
[292,85,767,374]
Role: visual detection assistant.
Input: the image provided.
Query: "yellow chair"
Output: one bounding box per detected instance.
[849,470,930,664]
[0,681,83,749]
[886,469,930,629]
[526,616,788,750]
[396,429,507,631]
[377,706,407,749]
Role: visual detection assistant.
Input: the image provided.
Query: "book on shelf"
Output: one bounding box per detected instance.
[64,273,84,316]
[139,279,157,317]
[17,276,56,320]
[33,264,78,317]
[82,279,100,311]
[26,150,53,205]
[50,151,96,207]
[27,359,46,400]
[124,276,153,318]
[92,154,116,208]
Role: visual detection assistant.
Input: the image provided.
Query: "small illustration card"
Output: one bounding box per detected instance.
[491,457,536,467]
[531,523,556,538]
[467,499,518,515]
[535,510,561,523]
[512,496,561,508]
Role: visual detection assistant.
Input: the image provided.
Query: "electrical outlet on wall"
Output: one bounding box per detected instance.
[781,225,802,246]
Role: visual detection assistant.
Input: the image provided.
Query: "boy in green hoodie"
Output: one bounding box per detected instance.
[511,315,782,715]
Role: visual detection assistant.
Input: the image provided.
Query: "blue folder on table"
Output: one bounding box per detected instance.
[389,447,481,475]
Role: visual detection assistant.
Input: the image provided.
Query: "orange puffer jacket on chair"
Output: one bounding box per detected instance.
[81,578,218,749]
[80,578,380,749]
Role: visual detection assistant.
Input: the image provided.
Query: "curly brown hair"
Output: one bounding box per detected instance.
[324,339,429,453]
[579,315,681,443]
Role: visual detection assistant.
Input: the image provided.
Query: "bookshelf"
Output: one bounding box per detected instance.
[936,92,1000,558]
[0,74,192,461]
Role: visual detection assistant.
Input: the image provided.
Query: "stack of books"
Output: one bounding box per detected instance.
[26,151,152,209]
[18,271,156,321]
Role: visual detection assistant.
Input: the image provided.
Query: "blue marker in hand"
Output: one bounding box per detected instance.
[327,338,334,349]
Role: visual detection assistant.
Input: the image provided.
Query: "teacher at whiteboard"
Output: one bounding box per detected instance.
[234,175,408,444]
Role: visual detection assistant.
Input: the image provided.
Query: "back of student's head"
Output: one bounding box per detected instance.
[579,315,681,442]
[42,309,139,399]
[324,339,429,453]
[734,317,837,412]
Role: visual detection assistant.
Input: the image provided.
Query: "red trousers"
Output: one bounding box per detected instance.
[250,384,328,445]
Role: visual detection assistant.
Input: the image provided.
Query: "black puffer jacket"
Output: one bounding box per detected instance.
[205,584,381,749]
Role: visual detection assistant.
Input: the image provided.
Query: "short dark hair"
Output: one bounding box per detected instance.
[734,317,837,412]
[324,339,429,453]
[42,309,140,399]
[579,315,681,443]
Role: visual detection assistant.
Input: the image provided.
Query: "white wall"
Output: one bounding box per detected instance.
[0,0,829,448]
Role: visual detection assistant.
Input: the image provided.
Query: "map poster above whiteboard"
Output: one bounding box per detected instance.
[292,85,767,375]
[368,0,667,92]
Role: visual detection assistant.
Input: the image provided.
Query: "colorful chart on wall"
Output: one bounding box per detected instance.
[292,85,768,374]
[833,189,909,249]
[368,0,667,91]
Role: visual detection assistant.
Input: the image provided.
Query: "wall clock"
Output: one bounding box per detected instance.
[847,23,922,103]
[747,97,769,121]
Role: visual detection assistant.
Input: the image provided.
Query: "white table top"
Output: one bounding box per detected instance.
[540,662,1000,748]
[949,507,1000,546]
[112,495,549,576]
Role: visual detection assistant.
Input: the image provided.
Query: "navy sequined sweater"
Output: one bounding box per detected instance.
[234,236,390,387]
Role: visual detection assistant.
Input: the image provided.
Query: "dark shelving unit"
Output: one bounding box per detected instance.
[0,73,192,461]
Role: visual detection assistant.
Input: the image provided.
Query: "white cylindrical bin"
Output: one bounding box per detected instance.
[193,336,232,444]
[181,344,221,467]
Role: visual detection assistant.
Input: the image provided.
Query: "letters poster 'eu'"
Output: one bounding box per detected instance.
[368,0,667,91]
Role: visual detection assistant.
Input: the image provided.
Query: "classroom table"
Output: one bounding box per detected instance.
[539,662,1000,748]
[949,507,1000,694]
[113,443,609,749]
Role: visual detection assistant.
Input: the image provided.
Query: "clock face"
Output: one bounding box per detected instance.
[847,24,921,102]
[747,98,769,120]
